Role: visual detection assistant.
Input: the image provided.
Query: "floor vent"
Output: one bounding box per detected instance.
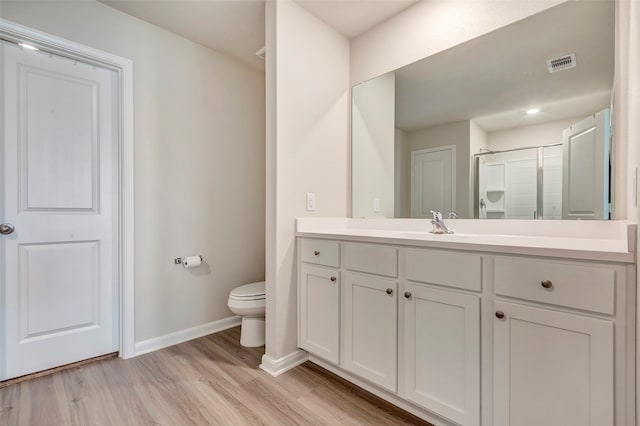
[547,53,576,73]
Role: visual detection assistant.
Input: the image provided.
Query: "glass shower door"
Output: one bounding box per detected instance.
[477,148,539,219]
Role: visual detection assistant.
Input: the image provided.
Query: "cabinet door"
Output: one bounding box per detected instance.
[343,272,397,392]
[402,284,480,426]
[494,301,613,426]
[299,265,340,364]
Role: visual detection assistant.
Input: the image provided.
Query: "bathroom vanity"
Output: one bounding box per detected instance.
[296,218,636,426]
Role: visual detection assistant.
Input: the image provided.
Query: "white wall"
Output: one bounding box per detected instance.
[1,1,266,343]
[626,1,640,413]
[407,121,472,218]
[265,0,349,361]
[352,72,395,218]
[350,0,564,86]
[617,0,640,222]
[486,117,583,152]
[395,128,410,217]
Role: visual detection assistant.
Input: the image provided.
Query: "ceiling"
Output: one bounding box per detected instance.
[295,0,418,39]
[99,0,418,71]
[394,1,615,133]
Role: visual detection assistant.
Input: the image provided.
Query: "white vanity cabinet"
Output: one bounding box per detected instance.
[401,248,482,426]
[493,301,613,426]
[297,234,635,426]
[402,283,480,426]
[342,243,399,392]
[343,271,397,392]
[298,239,341,364]
[492,256,624,426]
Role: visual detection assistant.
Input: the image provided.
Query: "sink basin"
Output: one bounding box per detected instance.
[387,232,480,239]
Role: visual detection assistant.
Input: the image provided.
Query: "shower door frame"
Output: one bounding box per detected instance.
[473,143,562,220]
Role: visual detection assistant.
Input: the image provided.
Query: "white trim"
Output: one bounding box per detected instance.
[0,19,136,359]
[410,145,457,218]
[135,316,241,357]
[260,349,309,377]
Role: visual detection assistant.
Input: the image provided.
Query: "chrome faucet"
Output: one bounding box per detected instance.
[430,210,454,234]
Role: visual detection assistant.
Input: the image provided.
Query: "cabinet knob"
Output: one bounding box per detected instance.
[314,251,320,256]
[330,276,337,282]
[386,288,393,295]
[404,291,412,299]
[541,280,553,289]
[495,311,505,319]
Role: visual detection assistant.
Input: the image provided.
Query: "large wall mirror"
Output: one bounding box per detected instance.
[352,1,615,220]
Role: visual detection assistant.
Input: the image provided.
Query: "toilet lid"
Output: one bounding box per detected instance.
[230,281,265,300]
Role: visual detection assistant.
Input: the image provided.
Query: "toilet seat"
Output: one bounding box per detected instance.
[227,281,266,347]
[229,281,265,301]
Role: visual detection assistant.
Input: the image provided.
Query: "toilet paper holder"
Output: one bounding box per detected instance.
[174,255,203,265]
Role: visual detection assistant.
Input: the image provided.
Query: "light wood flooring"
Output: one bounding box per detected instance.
[0,327,432,425]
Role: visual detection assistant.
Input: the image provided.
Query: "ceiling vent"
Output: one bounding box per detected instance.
[547,53,576,73]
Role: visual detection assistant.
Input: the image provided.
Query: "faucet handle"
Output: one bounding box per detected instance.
[429,210,442,221]
[448,211,458,219]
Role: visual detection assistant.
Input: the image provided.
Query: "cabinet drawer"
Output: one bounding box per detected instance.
[345,243,398,277]
[405,249,482,291]
[301,239,340,268]
[494,257,615,315]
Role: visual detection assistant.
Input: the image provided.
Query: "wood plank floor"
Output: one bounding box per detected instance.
[0,327,432,425]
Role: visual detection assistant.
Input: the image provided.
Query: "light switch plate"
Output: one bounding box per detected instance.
[306,192,316,211]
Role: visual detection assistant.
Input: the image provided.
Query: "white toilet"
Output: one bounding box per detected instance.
[227,281,265,347]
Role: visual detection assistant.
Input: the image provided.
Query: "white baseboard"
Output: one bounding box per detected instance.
[134,316,241,357]
[260,349,309,377]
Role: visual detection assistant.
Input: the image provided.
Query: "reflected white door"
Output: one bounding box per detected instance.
[1,42,118,380]
[411,146,456,218]
[562,109,610,220]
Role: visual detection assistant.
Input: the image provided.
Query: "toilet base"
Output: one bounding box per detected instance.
[240,316,265,347]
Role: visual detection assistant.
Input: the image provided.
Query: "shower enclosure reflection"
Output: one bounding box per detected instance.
[476,146,561,220]
[475,108,611,220]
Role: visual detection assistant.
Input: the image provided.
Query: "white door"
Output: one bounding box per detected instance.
[299,265,340,364]
[1,41,119,380]
[343,272,397,392]
[493,301,613,426]
[411,146,455,218]
[402,284,480,426]
[562,109,610,219]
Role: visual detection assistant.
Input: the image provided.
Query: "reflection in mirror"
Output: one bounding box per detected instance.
[351,1,615,220]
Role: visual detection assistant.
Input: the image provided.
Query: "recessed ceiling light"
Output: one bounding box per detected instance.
[18,43,39,51]
[526,108,540,115]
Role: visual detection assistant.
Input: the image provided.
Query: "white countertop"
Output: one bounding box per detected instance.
[296,218,637,263]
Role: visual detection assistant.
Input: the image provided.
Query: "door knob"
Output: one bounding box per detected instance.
[386,288,393,295]
[495,311,505,319]
[541,280,553,289]
[404,291,411,299]
[330,276,337,282]
[0,223,15,235]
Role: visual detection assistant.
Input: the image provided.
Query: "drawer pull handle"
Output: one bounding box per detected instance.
[330,276,337,282]
[541,280,553,289]
[314,251,320,256]
[386,288,393,295]
[495,311,505,319]
[404,291,412,299]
